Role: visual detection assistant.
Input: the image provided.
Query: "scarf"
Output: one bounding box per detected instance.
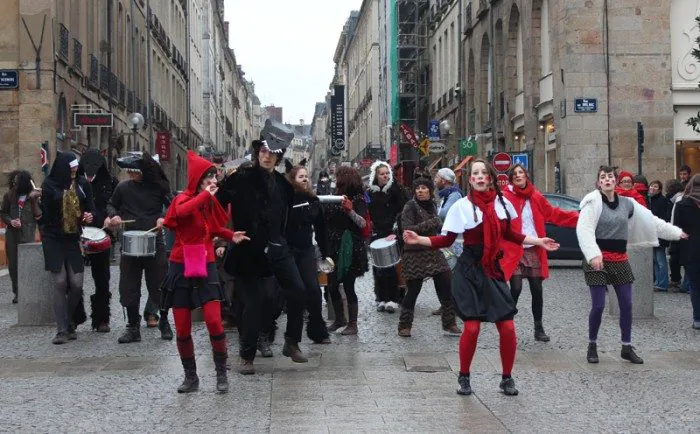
[438,185,461,200]
[416,198,436,214]
[512,181,534,200]
[470,189,501,278]
[615,186,647,207]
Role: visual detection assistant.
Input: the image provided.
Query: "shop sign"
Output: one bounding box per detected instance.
[156,131,171,162]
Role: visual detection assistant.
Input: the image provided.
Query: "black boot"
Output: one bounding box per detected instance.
[177,358,199,393]
[456,373,472,396]
[282,337,308,363]
[90,293,111,332]
[214,354,229,393]
[327,299,347,332]
[158,310,173,341]
[534,321,550,342]
[341,303,358,336]
[499,377,519,396]
[118,307,141,344]
[621,345,644,364]
[258,336,273,358]
[587,342,599,363]
[398,308,413,337]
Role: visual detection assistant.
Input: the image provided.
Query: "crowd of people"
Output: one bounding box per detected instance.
[2,132,698,396]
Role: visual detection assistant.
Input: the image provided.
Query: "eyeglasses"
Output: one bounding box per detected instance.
[619,179,633,184]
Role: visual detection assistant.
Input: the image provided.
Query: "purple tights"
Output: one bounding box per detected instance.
[588,284,633,344]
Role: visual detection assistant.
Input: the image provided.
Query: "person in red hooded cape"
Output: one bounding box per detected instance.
[403,158,559,397]
[162,151,249,394]
[501,164,579,342]
[616,170,647,207]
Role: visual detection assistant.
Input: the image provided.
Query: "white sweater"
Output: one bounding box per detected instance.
[576,191,683,263]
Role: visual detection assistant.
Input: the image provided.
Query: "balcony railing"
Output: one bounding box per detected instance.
[110,72,118,99]
[118,81,126,106]
[89,55,99,86]
[72,39,82,71]
[59,24,69,60]
[100,64,110,92]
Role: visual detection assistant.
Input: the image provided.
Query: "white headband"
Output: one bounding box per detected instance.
[69,159,79,168]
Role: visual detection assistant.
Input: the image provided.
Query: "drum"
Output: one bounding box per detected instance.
[369,238,400,268]
[80,227,112,254]
[122,230,156,257]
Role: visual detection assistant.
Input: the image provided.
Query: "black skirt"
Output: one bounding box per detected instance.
[41,235,85,274]
[161,262,226,310]
[451,245,517,323]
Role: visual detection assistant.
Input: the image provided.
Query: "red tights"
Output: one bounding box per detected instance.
[458,320,516,376]
[173,301,227,360]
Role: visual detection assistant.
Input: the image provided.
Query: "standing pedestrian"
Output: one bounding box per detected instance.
[403,158,559,396]
[435,168,462,222]
[671,174,700,329]
[666,179,686,290]
[502,164,579,342]
[648,180,672,292]
[576,166,686,365]
[616,171,647,207]
[1,170,41,304]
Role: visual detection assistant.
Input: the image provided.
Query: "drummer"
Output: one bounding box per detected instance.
[106,152,173,343]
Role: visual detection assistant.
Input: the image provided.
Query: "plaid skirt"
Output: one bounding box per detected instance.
[582,259,634,286]
[513,247,543,278]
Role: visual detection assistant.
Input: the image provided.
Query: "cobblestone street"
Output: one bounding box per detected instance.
[1,265,699,433]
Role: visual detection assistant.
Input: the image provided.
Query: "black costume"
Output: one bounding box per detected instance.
[108,153,172,342]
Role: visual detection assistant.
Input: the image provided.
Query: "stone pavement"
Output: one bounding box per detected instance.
[0,265,699,433]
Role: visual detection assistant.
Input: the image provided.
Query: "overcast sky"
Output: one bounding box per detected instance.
[224,0,363,125]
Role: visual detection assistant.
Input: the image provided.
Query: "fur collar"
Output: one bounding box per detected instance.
[368,160,394,192]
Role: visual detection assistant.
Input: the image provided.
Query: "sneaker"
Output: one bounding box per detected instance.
[587,342,599,364]
[52,332,69,345]
[376,302,386,312]
[499,377,519,396]
[443,324,461,336]
[456,374,472,396]
[239,359,255,375]
[385,302,398,313]
[620,345,643,364]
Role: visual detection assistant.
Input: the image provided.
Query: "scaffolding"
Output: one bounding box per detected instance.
[394,0,429,164]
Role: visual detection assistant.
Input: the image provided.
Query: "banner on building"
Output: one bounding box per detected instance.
[331,85,345,150]
[428,120,440,141]
[389,143,398,165]
[156,132,171,162]
[399,123,419,148]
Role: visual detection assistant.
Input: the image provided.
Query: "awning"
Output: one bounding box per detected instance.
[453,156,474,175]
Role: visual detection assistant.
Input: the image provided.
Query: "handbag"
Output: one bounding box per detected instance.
[183,244,207,278]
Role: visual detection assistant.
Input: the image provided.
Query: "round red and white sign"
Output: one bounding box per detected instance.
[497,174,510,189]
[492,152,512,172]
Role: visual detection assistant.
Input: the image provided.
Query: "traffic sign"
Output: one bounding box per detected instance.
[418,138,430,156]
[511,153,529,171]
[0,70,19,89]
[428,120,441,141]
[492,152,512,172]
[459,138,477,157]
[496,174,509,189]
[428,142,446,154]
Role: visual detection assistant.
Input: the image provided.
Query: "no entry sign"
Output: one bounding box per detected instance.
[492,152,512,172]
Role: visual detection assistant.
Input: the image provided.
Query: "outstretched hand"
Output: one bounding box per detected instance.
[231,231,250,244]
[538,237,560,252]
[403,230,419,245]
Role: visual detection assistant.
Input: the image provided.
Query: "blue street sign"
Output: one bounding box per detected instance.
[512,153,529,171]
[574,98,597,113]
[0,70,18,89]
[428,120,441,141]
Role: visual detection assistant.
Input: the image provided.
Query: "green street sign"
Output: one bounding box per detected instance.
[459,138,477,157]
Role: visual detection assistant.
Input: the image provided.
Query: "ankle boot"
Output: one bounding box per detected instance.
[159,310,173,341]
[398,308,413,337]
[177,358,199,393]
[327,299,347,332]
[456,373,472,396]
[621,345,644,364]
[282,337,308,363]
[587,342,599,364]
[534,321,550,342]
[341,303,358,335]
[118,306,141,344]
[258,336,273,358]
[214,354,229,393]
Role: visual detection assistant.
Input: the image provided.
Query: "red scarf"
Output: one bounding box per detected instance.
[512,182,534,200]
[471,189,501,278]
[615,186,647,207]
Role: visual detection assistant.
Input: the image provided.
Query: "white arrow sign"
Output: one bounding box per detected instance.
[428,142,446,154]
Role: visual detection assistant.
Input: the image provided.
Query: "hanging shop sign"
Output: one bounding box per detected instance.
[156,131,171,162]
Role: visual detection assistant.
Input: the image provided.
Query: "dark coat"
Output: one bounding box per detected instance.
[648,193,671,247]
[673,197,700,270]
[216,165,294,278]
[367,182,407,239]
[286,190,329,257]
[400,199,450,281]
[324,193,368,278]
[79,154,118,236]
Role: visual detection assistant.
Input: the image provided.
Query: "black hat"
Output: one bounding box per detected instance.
[254,119,294,153]
[412,176,434,194]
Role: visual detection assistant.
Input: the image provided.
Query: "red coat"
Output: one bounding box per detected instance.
[501,187,579,280]
[164,151,233,263]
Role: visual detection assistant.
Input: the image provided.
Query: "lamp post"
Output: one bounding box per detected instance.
[128,112,145,151]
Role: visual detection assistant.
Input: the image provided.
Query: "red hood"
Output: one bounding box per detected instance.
[184,150,214,195]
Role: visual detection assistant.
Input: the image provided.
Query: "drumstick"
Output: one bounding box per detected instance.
[30,179,41,191]
[144,226,160,234]
[101,219,136,229]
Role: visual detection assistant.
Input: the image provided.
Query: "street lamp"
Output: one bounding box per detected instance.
[128,112,145,133]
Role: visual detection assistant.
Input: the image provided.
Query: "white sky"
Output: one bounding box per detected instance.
[224,0,363,125]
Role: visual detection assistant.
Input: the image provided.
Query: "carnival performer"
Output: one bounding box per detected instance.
[397,176,460,337]
[77,149,119,332]
[616,170,647,207]
[285,161,333,344]
[39,152,95,344]
[161,151,249,393]
[576,166,686,365]
[216,121,309,375]
[1,170,41,304]
[671,174,700,329]
[502,164,578,342]
[106,153,173,343]
[367,160,407,313]
[324,166,369,335]
[403,158,559,396]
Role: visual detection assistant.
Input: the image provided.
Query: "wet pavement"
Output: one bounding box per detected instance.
[1,264,699,432]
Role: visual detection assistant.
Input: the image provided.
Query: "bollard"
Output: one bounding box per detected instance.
[17,242,55,326]
[608,248,654,319]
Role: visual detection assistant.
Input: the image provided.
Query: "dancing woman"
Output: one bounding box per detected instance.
[576,166,686,365]
[162,151,249,393]
[404,159,558,396]
[502,164,578,341]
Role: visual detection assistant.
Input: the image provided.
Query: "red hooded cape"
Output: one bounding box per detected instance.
[164,151,233,263]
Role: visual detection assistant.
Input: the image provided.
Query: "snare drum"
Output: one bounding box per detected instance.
[122,230,157,257]
[369,238,400,268]
[80,227,112,254]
